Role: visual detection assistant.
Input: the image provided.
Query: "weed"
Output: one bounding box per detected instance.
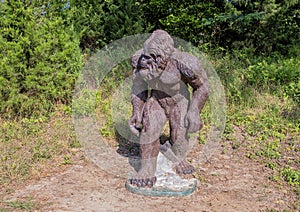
[2,197,40,211]
[62,155,72,165]
[257,140,281,159]
[194,173,208,183]
[269,174,281,183]
[266,162,277,170]
[232,141,240,150]
[281,167,300,186]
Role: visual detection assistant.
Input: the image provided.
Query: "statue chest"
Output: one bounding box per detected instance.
[142,62,182,93]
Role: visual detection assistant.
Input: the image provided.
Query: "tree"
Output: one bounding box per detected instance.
[141,0,300,55]
[102,0,147,43]
[261,0,300,55]
[71,0,147,51]
[142,0,227,46]
[0,1,82,117]
[70,0,106,51]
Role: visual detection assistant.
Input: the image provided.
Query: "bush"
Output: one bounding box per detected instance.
[0,1,82,118]
[246,57,300,104]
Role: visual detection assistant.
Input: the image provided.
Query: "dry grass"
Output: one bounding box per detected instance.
[0,105,81,198]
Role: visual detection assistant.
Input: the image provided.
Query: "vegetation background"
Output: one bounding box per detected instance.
[0,0,299,210]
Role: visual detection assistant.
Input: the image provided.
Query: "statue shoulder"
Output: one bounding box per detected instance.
[172,50,204,79]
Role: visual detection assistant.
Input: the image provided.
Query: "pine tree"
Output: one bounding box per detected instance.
[0,1,82,117]
[102,0,147,43]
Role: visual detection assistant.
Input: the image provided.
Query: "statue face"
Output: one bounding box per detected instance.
[137,54,155,70]
[137,30,175,80]
[137,54,160,80]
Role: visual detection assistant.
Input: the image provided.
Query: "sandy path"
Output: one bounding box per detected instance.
[5,147,296,212]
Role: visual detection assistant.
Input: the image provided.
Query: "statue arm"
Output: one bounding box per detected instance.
[179,59,209,132]
[131,72,148,120]
[129,50,148,135]
[187,69,209,114]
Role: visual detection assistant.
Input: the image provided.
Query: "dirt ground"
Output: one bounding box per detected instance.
[3,141,298,212]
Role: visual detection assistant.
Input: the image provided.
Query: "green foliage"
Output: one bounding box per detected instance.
[0,1,82,118]
[0,109,78,189]
[96,61,132,138]
[262,0,300,54]
[246,57,300,104]
[71,0,147,51]
[102,0,147,43]
[143,0,225,46]
[72,89,99,116]
[70,0,106,50]
[3,197,40,211]
[62,154,72,165]
[210,50,250,105]
[209,47,300,106]
[142,0,299,56]
[281,167,300,185]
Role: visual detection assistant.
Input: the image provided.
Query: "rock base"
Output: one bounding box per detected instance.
[125,152,197,197]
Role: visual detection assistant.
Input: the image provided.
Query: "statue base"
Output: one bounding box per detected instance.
[125,152,197,196]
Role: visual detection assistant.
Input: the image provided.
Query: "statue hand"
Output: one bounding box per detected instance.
[184,110,203,133]
[128,113,142,137]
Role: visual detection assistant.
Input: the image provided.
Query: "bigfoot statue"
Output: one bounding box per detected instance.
[128,30,209,188]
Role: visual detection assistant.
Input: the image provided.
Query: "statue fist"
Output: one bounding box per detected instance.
[128,114,142,137]
[184,111,203,133]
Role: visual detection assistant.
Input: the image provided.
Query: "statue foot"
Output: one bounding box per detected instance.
[129,176,157,188]
[175,160,195,174]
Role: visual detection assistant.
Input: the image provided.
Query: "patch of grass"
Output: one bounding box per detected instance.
[62,155,72,165]
[281,167,300,186]
[98,93,114,138]
[224,92,299,193]
[2,197,41,211]
[0,104,80,195]
[95,61,132,140]
[266,162,277,170]
[269,174,282,183]
[256,140,281,159]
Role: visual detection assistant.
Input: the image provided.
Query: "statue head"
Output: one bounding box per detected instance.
[143,30,174,68]
[136,30,175,80]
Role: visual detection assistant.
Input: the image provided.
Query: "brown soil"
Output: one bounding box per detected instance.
[2,141,298,212]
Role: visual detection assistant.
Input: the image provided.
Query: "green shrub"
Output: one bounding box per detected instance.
[0,1,82,118]
[247,57,300,104]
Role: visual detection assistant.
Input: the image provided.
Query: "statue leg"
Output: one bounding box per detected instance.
[129,97,167,187]
[170,97,195,174]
